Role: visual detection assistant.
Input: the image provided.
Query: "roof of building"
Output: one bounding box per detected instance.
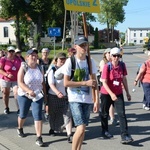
[0,18,14,22]
[128,27,150,30]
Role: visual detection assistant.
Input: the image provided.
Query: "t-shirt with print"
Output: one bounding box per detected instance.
[100,62,127,95]
[63,57,97,104]
[0,56,22,81]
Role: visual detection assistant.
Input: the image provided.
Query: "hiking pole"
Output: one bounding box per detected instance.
[82,12,96,102]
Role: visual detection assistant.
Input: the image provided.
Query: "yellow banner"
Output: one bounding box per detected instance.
[64,0,100,13]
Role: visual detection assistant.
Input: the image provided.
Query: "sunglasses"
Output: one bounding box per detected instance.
[9,50,15,53]
[112,54,120,58]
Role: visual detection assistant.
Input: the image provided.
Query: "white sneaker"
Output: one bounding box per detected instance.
[144,107,150,111]
[143,104,146,109]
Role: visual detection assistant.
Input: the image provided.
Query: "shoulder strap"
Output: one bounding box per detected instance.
[51,66,57,73]
[21,62,28,73]
[119,61,125,74]
[107,62,112,71]
[70,55,76,80]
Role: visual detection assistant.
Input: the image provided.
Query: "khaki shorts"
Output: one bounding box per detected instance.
[1,79,17,88]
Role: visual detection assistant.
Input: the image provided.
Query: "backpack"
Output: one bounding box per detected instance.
[45,66,56,95]
[70,55,90,80]
[107,61,125,74]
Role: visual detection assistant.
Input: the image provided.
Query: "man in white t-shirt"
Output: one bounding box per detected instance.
[63,36,99,150]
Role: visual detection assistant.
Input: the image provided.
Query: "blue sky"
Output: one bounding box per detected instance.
[90,0,150,33]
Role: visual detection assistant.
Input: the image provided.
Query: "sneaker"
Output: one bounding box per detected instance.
[49,129,56,136]
[67,135,72,143]
[121,134,133,144]
[102,131,113,139]
[17,128,25,138]
[144,106,150,111]
[36,136,44,147]
[109,119,119,126]
[4,107,10,114]
[143,104,146,109]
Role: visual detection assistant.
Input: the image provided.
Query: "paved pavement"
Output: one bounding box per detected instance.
[0,46,150,150]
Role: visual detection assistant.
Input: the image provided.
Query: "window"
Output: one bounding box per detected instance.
[134,40,136,43]
[140,40,143,43]
[140,33,142,37]
[134,33,136,37]
[3,27,8,37]
[146,33,148,36]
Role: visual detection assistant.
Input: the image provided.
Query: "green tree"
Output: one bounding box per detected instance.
[0,0,27,49]
[97,0,128,43]
[94,27,99,49]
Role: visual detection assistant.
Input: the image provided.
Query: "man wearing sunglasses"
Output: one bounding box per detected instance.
[100,47,133,144]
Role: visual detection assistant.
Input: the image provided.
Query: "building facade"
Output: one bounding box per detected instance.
[125,27,150,45]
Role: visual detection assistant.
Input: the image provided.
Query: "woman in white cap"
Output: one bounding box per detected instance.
[0,46,22,114]
[100,47,133,144]
[99,48,119,126]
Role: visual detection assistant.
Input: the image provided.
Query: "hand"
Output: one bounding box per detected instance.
[27,90,36,97]
[85,79,96,87]
[7,74,14,79]
[93,102,100,113]
[126,93,131,101]
[134,81,137,86]
[110,93,118,101]
[57,92,64,98]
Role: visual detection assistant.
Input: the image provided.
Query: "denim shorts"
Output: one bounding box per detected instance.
[1,79,17,88]
[69,102,92,126]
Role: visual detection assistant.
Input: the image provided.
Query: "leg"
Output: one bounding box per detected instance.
[12,85,19,111]
[109,104,115,120]
[2,87,10,108]
[100,94,112,133]
[72,124,85,150]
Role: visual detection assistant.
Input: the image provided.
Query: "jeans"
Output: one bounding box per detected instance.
[17,95,43,121]
[142,82,150,107]
[100,94,128,136]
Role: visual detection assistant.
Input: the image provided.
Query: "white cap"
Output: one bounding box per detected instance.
[15,48,21,53]
[7,46,15,51]
[110,47,120,56]
[42,48,50,53]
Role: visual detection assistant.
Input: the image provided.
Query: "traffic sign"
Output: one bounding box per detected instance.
[48,27,61,37]
[63,0,100,13]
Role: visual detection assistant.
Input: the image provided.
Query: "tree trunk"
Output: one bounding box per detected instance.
[106,20,109,43]
[15,11,21,49]
[36,13,42,50]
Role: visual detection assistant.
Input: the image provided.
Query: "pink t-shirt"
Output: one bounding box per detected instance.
[0,56,21,81]
[141,60,150,83]
[100,62,127,95]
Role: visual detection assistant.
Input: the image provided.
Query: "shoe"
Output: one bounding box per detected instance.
[102,131,113,139]
[17,128,25,138]
[143,104,146,109]
[4,107,10,114]
[67,135,72,143]
[144,106,150,111]
[109,119,119,126]
[36,136,44,147]
[49,129,56,136]
[121,134,133,144]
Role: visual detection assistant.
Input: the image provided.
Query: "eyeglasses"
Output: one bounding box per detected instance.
[112,54,120,58]
[9,50,15,53]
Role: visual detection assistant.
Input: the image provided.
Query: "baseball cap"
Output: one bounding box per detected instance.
[26,49,38,55]
[15,48,21,53]
[110,47,120,56]
[104,48,111,53]
[56,52,66,59]
[7,46,15,51]
[68,48,76,53]
[74,36,88,45]
[42,48,50,53]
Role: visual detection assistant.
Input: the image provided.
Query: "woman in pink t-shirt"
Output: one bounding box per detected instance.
[134,52,150,110]
[100,47,133,144]
[0,46,22,114]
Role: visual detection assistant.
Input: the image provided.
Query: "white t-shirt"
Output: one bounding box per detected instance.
[63,57,97,103]
[48,67,66,96]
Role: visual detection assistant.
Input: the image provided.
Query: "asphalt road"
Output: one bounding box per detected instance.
[0,46,150,150]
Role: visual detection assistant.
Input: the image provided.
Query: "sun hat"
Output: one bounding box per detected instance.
[7,46,15,51]
[26,49,38,55]
[110,47,120,56]
[74,36,88,45]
